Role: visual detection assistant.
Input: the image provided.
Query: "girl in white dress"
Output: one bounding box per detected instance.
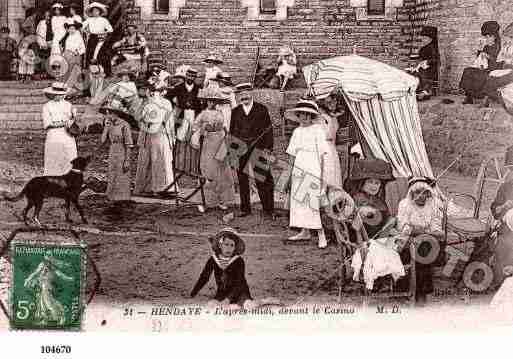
[284,99,330,248]
[50,3,67,55]
[41,83,78,176]
[203,54,223,88]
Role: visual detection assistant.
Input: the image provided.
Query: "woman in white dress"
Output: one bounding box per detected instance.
[50,3,67,55]
[284,99,331,248]
[41,83,78,176]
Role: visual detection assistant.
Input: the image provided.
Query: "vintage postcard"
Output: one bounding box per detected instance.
[1,0,513,349]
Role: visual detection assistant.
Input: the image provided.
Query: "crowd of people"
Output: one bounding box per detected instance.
[3,4,513,308]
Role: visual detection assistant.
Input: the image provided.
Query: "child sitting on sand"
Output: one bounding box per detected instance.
[190,228,279,309]
[190,228,252,307]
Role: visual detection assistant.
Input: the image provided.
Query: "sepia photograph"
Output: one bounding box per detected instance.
[0,0,512,347]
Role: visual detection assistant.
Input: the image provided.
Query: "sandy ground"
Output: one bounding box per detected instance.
[0,132,503,332]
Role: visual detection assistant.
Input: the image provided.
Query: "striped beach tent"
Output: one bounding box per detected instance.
[303,55,434,180]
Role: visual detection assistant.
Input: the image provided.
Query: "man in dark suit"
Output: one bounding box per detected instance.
[229,83,275,219]
[165,68,203,120]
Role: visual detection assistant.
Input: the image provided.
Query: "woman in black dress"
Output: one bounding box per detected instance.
[408,26,440,101]
[459,21,501,104]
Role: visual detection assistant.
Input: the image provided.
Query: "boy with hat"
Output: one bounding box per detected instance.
[148,63,171,90]
[229,83,275,220]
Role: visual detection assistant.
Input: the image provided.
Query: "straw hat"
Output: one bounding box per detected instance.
[284,98,320,122]
[198,87,229,102]
[209,228,245,256]
[204,54,223,65]
[86,2,108,16]
[210,72,233,86]
[186,68,198,78]
[43,82,69,95]
[234,82,253,93]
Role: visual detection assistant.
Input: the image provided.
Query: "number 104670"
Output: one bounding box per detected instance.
[40,345,71,354]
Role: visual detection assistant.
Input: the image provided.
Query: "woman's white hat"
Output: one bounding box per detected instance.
[52,3,64,9]
[43,82,69,95]
[86,2,108,16]
[284,98,320,122]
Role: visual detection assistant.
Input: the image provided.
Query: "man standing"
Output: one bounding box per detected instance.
[229,83,275,219]
[165,68,203,140]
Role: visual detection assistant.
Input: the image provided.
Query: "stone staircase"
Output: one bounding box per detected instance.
[0,81,96,130]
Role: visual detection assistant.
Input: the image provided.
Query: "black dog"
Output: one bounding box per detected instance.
[2,156,91,226]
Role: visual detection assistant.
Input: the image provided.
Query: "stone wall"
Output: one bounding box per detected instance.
[125,0,416,84]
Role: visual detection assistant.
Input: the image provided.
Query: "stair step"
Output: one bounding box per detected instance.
[0,114,99,130]
[0,104,88,113]
[0,81,53,89]
[0,96,48,104]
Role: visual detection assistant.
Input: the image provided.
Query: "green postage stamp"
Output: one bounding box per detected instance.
[9,242,86,330]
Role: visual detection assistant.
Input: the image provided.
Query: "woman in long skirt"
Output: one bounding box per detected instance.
[41,83,78,176]
[134,86,176,196]
[192,87,235,213]
[459,21,501,104]
[100,106,133,210]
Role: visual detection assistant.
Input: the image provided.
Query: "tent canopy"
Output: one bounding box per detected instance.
[303,55,433,179]
[303,55,419,102]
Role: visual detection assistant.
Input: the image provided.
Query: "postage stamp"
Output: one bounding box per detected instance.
[9,242,86,331]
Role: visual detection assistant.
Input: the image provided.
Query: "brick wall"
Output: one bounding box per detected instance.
[125,0,416,84]
[413,0,513,93]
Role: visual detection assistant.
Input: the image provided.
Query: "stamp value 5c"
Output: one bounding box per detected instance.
[10,244,85,330]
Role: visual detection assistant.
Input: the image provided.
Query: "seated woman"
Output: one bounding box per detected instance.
[482,23,513,107]
[394,176,444,305]
[276,46,297,91]
[490,147,513,287]
[345,158,395,240]
[407,26,440,101]
[459,21,501,104]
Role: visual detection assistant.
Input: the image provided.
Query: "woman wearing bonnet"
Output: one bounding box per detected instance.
[482,23,513,107]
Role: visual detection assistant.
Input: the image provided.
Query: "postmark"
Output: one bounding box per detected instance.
[10,241,86,330]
